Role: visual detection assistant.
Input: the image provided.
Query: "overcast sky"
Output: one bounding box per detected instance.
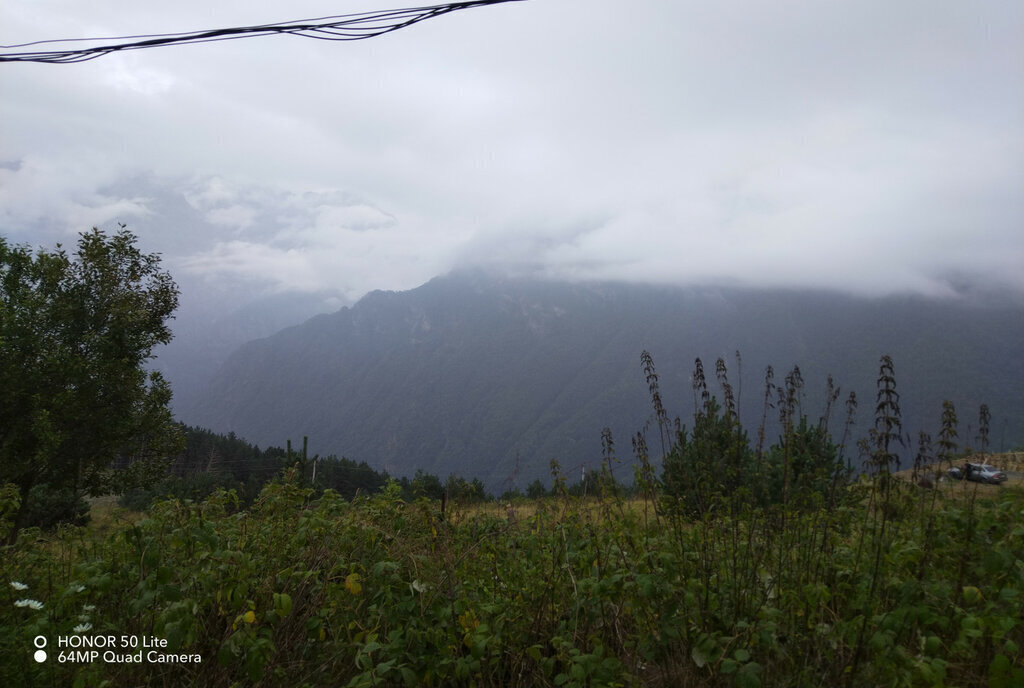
[2,0,1023,313]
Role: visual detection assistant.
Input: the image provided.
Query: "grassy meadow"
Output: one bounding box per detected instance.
[2,454,1022,688]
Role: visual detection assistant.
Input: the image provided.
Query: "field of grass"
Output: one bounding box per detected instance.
[2,461,1022,688]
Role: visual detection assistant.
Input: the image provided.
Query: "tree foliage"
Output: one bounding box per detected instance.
[0,227,183,536]
[659,355,850,516]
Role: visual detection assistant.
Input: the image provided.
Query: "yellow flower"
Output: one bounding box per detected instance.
[962,586,982,604]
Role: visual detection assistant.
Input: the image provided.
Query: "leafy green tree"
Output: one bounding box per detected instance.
[567,467,602,497]
[0,227,183,540]
[763,415,846,507]
[410,469,445,500]
[314,455,388,499]
[660,357,847,515]
[499,486,523,502]
[661,396,753,517]
[525,478,548,499]
[444,474,489,503]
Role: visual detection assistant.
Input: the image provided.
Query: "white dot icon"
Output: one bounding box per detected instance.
[33,635,47,648]
[34,650,47,663]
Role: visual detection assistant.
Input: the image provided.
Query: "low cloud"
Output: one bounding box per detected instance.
[1,0,1021,308]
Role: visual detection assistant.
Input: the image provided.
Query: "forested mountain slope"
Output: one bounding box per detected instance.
[180,272,1024,490]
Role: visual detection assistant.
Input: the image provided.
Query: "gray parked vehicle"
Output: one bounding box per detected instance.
[946,462,1008,484]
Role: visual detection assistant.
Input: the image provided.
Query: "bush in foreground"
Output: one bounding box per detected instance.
[1,468,1022,688]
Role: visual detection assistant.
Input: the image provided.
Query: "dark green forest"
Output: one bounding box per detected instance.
[116,426,495,516]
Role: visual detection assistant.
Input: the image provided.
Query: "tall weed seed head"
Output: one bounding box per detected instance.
[937,400,959,465]
[820,373,841,433]
[641,350,671,459]
[692,357,710,414]
[733,349,743,418]
[977,403,991,456]
[715,357,737,420]
[838,390,857,472]
[756,365,776,461]
[600,427,617,483]
[778,365,804,431]
[912,431,933,487]
[871,355,902,476]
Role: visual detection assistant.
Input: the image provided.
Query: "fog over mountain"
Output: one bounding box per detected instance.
[176,271,1024,491]
[3,2,1021,490]
[4,1,1022,309]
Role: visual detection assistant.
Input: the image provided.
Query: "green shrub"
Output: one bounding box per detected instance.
[21,483,89,530]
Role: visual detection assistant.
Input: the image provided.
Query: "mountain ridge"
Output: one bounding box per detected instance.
[177,272,1024,491]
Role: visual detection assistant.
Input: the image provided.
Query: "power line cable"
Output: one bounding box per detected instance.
[0,0,526,64]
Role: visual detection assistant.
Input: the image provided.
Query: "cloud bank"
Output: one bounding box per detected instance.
[1,0,1021,308]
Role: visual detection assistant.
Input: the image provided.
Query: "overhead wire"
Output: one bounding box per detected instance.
[0,0,526,64]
